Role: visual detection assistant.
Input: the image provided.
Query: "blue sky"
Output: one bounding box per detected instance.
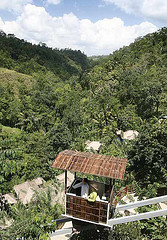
[0,0,166,56]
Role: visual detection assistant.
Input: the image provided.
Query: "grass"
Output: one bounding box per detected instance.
[0,68,33,97]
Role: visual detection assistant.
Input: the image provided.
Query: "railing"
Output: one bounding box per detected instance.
[116,195,167,211]
[108,195,167,227]
[66,193,109,224]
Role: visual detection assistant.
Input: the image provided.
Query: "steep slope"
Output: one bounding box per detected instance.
[0,68,33,96]
[0,31,90,78]
[81,27,167,126]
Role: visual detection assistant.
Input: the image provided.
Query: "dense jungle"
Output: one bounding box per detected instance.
[0,27,167,239]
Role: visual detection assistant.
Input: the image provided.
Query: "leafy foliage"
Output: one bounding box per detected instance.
[109,221,142,240]
[0,188,63,239]
[128,121,167,186]
[138,205,167,240]
[0,27,167,239]
[0,31,90,78]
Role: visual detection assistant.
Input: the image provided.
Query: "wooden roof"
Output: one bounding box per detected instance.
[51,150,127,180]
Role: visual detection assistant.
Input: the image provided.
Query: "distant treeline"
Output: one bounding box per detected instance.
[0,30,90,78]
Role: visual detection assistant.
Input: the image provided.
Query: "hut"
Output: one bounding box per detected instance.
[52,150,127,226]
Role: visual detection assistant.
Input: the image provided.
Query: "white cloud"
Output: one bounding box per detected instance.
[0,4,158,56]
[0,0,32,13]
[103,0,167,23]
[46,0,61,5]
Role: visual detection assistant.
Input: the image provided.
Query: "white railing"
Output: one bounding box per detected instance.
[116,195,167,211]
[108,195,167,227]
[108,209,167,226]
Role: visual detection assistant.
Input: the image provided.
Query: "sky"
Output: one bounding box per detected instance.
[0,0,166,56]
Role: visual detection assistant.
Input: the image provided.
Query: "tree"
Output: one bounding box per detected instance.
[45,122,72,160]
[128,121,167,186]
[0,188,63,239]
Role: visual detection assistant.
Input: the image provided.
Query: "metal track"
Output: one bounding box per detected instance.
[116,195,167,211]
[108,209,167,226]
[108,195,167,227]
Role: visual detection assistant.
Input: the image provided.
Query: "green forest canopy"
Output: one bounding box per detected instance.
[0,28,166,239]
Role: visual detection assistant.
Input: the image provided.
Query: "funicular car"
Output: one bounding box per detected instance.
[51,150,127,227]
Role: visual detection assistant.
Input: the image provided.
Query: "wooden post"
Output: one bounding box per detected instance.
[109,178,112,191]
[65,170,67,194]
[109,179,115,205]
[107,179,115,220]
[108,179,115,203]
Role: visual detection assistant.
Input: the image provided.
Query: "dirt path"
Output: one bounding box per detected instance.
[50,221,72,240]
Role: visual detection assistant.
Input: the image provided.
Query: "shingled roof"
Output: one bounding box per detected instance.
[51,150,127,180]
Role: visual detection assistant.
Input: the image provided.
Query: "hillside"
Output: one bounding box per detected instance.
[0,26,166,186]
[0,28,167,239]
[0,31,90,79]
[81,28,167,122]
[0,68,33,94]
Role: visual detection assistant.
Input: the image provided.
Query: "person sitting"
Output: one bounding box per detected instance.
[87,191,97,202]
[72,178,89,198]
[87,185,99,202]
